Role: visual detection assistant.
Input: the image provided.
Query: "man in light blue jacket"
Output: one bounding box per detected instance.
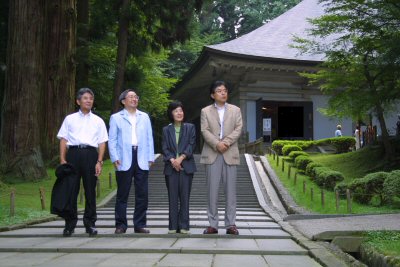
[108,89,154,234]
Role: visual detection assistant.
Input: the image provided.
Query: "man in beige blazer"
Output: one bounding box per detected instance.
[200,80,243,235]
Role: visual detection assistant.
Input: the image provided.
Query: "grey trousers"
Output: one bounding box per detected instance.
[205,154,237,229]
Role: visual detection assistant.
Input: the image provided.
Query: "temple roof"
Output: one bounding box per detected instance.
[207,0,326,62]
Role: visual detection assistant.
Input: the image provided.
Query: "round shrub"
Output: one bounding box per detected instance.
[316,137,356,153]
[335,182,348,198]
[315,170,344,190]
[305,162,323,179]
[288,151,309,162]
[313,166,331,178]
[383,170,400,202]
[282,145,302,156]
[348,178,371,204]
[294,155,312,171]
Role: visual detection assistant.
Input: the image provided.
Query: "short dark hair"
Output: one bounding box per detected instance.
[209,80,227,95]
[167,101,184,123]
[76,88,94,100]
[119,89,136,104]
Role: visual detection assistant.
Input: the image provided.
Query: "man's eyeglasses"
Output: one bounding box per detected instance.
[126,95,139,100]
[215,89,228,94]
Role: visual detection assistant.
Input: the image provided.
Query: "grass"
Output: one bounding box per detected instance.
[266,153,400,214]
[365,231,400,259]
[0,160,117,228]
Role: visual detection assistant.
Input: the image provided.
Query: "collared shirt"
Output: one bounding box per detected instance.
[127,109,138,146]
[57,110,108,147]
[214,103,226,139]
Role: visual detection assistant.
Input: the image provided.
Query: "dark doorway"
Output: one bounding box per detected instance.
[278,106,303,138]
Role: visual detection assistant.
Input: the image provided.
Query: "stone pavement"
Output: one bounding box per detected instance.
[0,155,351,267]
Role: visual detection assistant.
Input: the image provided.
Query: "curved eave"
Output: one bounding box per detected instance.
[172,46,323,95]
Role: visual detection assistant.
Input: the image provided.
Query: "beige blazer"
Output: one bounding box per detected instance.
[200,103,243,165]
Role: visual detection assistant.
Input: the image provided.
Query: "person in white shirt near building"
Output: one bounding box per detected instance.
[57,88,108,237]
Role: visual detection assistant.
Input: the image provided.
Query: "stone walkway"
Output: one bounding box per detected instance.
[0,155,348,267]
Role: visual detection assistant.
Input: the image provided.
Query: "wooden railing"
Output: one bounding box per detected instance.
[239,137,264,155]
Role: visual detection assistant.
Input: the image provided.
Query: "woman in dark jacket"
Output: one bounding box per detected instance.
[162,101,196,234]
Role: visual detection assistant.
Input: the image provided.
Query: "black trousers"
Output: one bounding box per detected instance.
[165,170,193,231]
[65,147,98,230]
[115,147,149,230]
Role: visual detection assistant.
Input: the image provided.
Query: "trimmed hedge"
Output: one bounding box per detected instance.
[314,170,345,190]
[383,170,400,202]
[288,151,309,161]
[305,162,323,179]
[348,172,389,205]
[294,155,312,171]
[315,137,356,153]
[272,140,315,155]
[282,145,302,156]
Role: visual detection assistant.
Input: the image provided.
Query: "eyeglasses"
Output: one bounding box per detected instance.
[215,89,228,94]
[126,95,139,100]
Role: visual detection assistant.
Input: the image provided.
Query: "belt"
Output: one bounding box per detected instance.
[132,146,138,150]
[69,145,96,149]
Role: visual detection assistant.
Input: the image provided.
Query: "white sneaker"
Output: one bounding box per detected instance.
[180,229,190,234]
[168,230,177,234]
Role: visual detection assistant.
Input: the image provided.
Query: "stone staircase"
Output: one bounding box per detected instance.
[0,155,322,267]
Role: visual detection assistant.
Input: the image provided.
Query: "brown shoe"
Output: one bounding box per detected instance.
[203,226,218,234]
[115,227,126,234]
[226,225,239,235]
[134,228,150,234]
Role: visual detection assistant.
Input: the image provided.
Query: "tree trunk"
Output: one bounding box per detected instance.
[1,0,47,179]
[76,0,89,89]
[375,103,395,161]
[112,0,130,113]
[41,1,76,162]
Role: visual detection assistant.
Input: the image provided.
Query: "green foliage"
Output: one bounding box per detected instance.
[282,145,302,156]
[383,170,400,202]
[334,182,348,198]
[294,155,312,171]
[348,172,389,205]
[315,170,344,190]
[305,162,323,178]
[365,231,400,258]
[272,140,314,155]
[288,151,309,162]
[316,137,355,153]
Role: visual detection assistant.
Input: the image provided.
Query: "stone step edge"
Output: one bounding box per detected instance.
[0,247,308,255]
[0,234,291,239]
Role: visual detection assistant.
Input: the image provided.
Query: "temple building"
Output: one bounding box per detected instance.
[172,0,399,143]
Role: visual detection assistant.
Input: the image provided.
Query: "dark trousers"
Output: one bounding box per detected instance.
[115,147,149,230]
[65,147,98,230]
[165,170,193,231]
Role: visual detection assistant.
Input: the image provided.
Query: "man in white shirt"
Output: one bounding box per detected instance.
[57,88,108,237]
[108,89,154,234]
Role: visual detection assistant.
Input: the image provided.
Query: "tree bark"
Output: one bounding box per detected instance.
[41,0,76,161]
[112,0,130,113]
[375,103,395,161]
[76,0,89,89]
[1,0,47,179]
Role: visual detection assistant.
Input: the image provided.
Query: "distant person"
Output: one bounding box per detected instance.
[162,101,197,234]
[57,88,108,237]
[335,125,342,137]
[354,125,361,150]
[108,89,154,234]
[200,80,243,235]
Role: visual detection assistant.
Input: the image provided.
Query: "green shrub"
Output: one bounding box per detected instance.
[313,166,331,178]
[305,162,323,179]
[335,182,348,198]
[315,170,345,190]
[282,145,302,156]
[349,172,389,205]
[288,151,309,162]
[316,137,356,153]
[294,155,313,171]
[272,140,315,155]
[383,170,400,202]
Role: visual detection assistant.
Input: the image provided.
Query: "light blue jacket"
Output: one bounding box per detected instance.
[108,109,154,171]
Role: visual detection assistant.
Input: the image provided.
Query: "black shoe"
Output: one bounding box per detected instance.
[115,227,126,234]
[85,226,98,236]
[63,228,74,237]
